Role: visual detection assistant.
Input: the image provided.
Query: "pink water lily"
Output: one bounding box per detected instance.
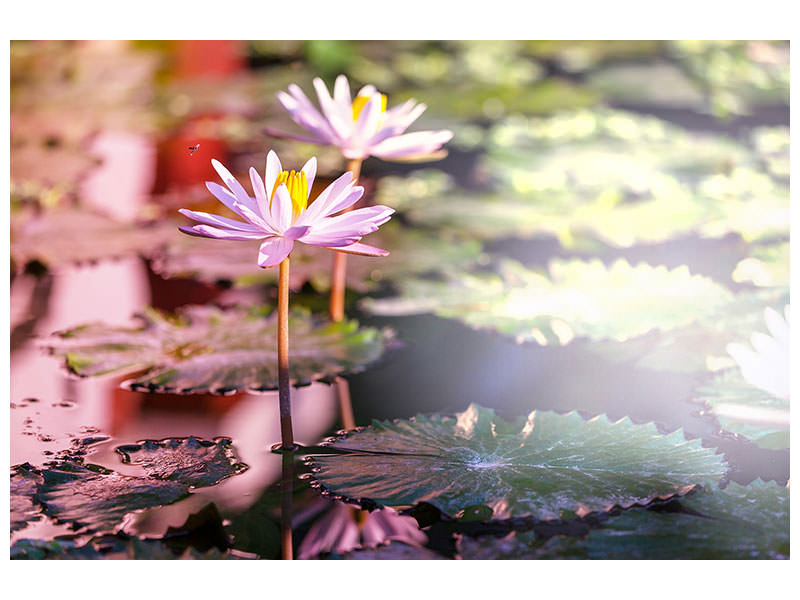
[268,74,453,160]
[178,150,394,267]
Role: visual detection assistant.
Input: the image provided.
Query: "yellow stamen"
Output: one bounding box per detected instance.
[352,93,387,121]
[271,169,308,218]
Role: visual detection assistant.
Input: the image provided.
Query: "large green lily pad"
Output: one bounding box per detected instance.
[10,207,176,275]
[306,404,727,520]
[115,436,249,488]
[154,220,483,292]
[364,258,733,345]
[46,305,388,394]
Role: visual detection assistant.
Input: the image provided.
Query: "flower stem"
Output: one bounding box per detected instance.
[280,450,294,560]
[278,256,294,450]
[329,157,363,322]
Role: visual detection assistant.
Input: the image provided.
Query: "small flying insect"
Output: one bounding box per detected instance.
[188,144,200,156]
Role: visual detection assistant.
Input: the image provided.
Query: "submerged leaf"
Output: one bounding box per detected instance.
[115,436,249,488]
[306,404,726,520]
[36,462,189,534]
[45,305,388,394]
[364,258,733,344]
[10,463,43,532]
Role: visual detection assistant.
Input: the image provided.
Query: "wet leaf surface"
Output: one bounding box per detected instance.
[10,464,44,532]
[36,461,190,534]
[306,404,726,520]
[115,437,249,488]
[364,258,733,344]
[45,305,388,394]
[325,541,448,560]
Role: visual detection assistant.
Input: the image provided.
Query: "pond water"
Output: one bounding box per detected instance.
[9,40,790,560]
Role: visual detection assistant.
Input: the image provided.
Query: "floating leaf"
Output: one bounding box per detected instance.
[457,480,788,559]
[306,404,726,520]
[732,241,789,288]
[582,480,789,559]
[377,111,788,247]
[35,462,189,534]
[46,305,388,394]
[588,287,789,373]
[115,437,249,488]
[154,221,483,292]
[586,61,706,109]
[364,258,733,345]
[11,463,43,532]
[10,207,176,274]
[698,370,789,450]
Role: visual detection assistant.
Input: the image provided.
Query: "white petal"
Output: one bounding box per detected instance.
[271,184,293,231]
[258,237,294,268]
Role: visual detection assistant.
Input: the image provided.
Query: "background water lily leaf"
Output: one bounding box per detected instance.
[306,404,726,520]
[35,461,190,534]
[732,240,789,288]
[325,541,448,560]
[11,463,44,532]
[46,305,388,394]
[376,111,788,248]
[364,258,733,344]
[10,207,176,274]
[581,479,789,559]
[155,220,483,292]
[457,480,788,560]
[587,287,790,373]
[697,370,789,450]
[115,437,249,488]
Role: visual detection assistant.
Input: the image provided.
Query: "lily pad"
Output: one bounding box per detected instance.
[115,436,249,488]
[45,305,388,394]
[364,258,733,345]
[10,207,176,274]
[306,404,727,520]
[582,479,789,559]
[11,463,43,532]
[732,241,789,288]
[377,111,788,247]
[697,370,789,450]
[325,541,447,560]
[154,220,483,293]
[457,480,788,559]
[35,461,190,534]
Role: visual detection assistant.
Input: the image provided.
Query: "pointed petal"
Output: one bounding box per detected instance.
[233,201,277,234]
[369,130,454,159]
[211,159,257,212]
[293,171,355,227]
[265,150,283,197]
[313,205,395,236]
[301,156,317,192]
[258,237,294,268]
[328,241,389,257]
[271,184,293,231]
[351,94,383,147]
[206,181,247,217]
[313,77,350,141]
[181,224,267,241]
[178,208,263,233]
[282,225,311,240]
[249,167,269,218]
[333,74,352,106]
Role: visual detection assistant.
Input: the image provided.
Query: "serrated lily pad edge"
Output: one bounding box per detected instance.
[302,409,728,522]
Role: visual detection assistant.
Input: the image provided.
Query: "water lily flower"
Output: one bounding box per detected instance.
[178,150,394,267]
[267,74,453,161]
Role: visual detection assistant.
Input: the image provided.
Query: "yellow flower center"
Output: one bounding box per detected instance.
[271,169,308,218]
[352,93,387,121]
